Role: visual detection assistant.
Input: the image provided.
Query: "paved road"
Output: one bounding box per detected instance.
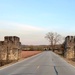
[0,51,75,75]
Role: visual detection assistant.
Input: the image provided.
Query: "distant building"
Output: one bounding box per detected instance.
[0,36,21,61]
[64,36,75,59]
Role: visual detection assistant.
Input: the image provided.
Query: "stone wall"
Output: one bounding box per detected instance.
[0,36,21,61]
[64,36,75,59]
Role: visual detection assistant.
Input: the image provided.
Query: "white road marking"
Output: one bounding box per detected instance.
[37,66,40,69]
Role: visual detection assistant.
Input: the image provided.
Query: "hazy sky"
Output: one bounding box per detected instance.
[0,0,75,45]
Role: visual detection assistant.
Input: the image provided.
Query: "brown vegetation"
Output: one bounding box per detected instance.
[21,51,42,58]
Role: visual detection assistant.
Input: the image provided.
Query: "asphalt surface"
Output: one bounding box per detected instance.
[0,51,75,75]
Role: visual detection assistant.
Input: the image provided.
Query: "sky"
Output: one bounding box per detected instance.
[0,0,75,45]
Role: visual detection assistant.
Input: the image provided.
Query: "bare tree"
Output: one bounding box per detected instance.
[45,32,62,51]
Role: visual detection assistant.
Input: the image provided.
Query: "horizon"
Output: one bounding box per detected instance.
[0,0,75,45]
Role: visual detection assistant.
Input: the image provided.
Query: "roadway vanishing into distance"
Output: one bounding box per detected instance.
[0,51,75,75]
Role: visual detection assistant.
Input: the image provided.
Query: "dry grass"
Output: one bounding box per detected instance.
[21,51,42,58]
[63,58,75,67]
